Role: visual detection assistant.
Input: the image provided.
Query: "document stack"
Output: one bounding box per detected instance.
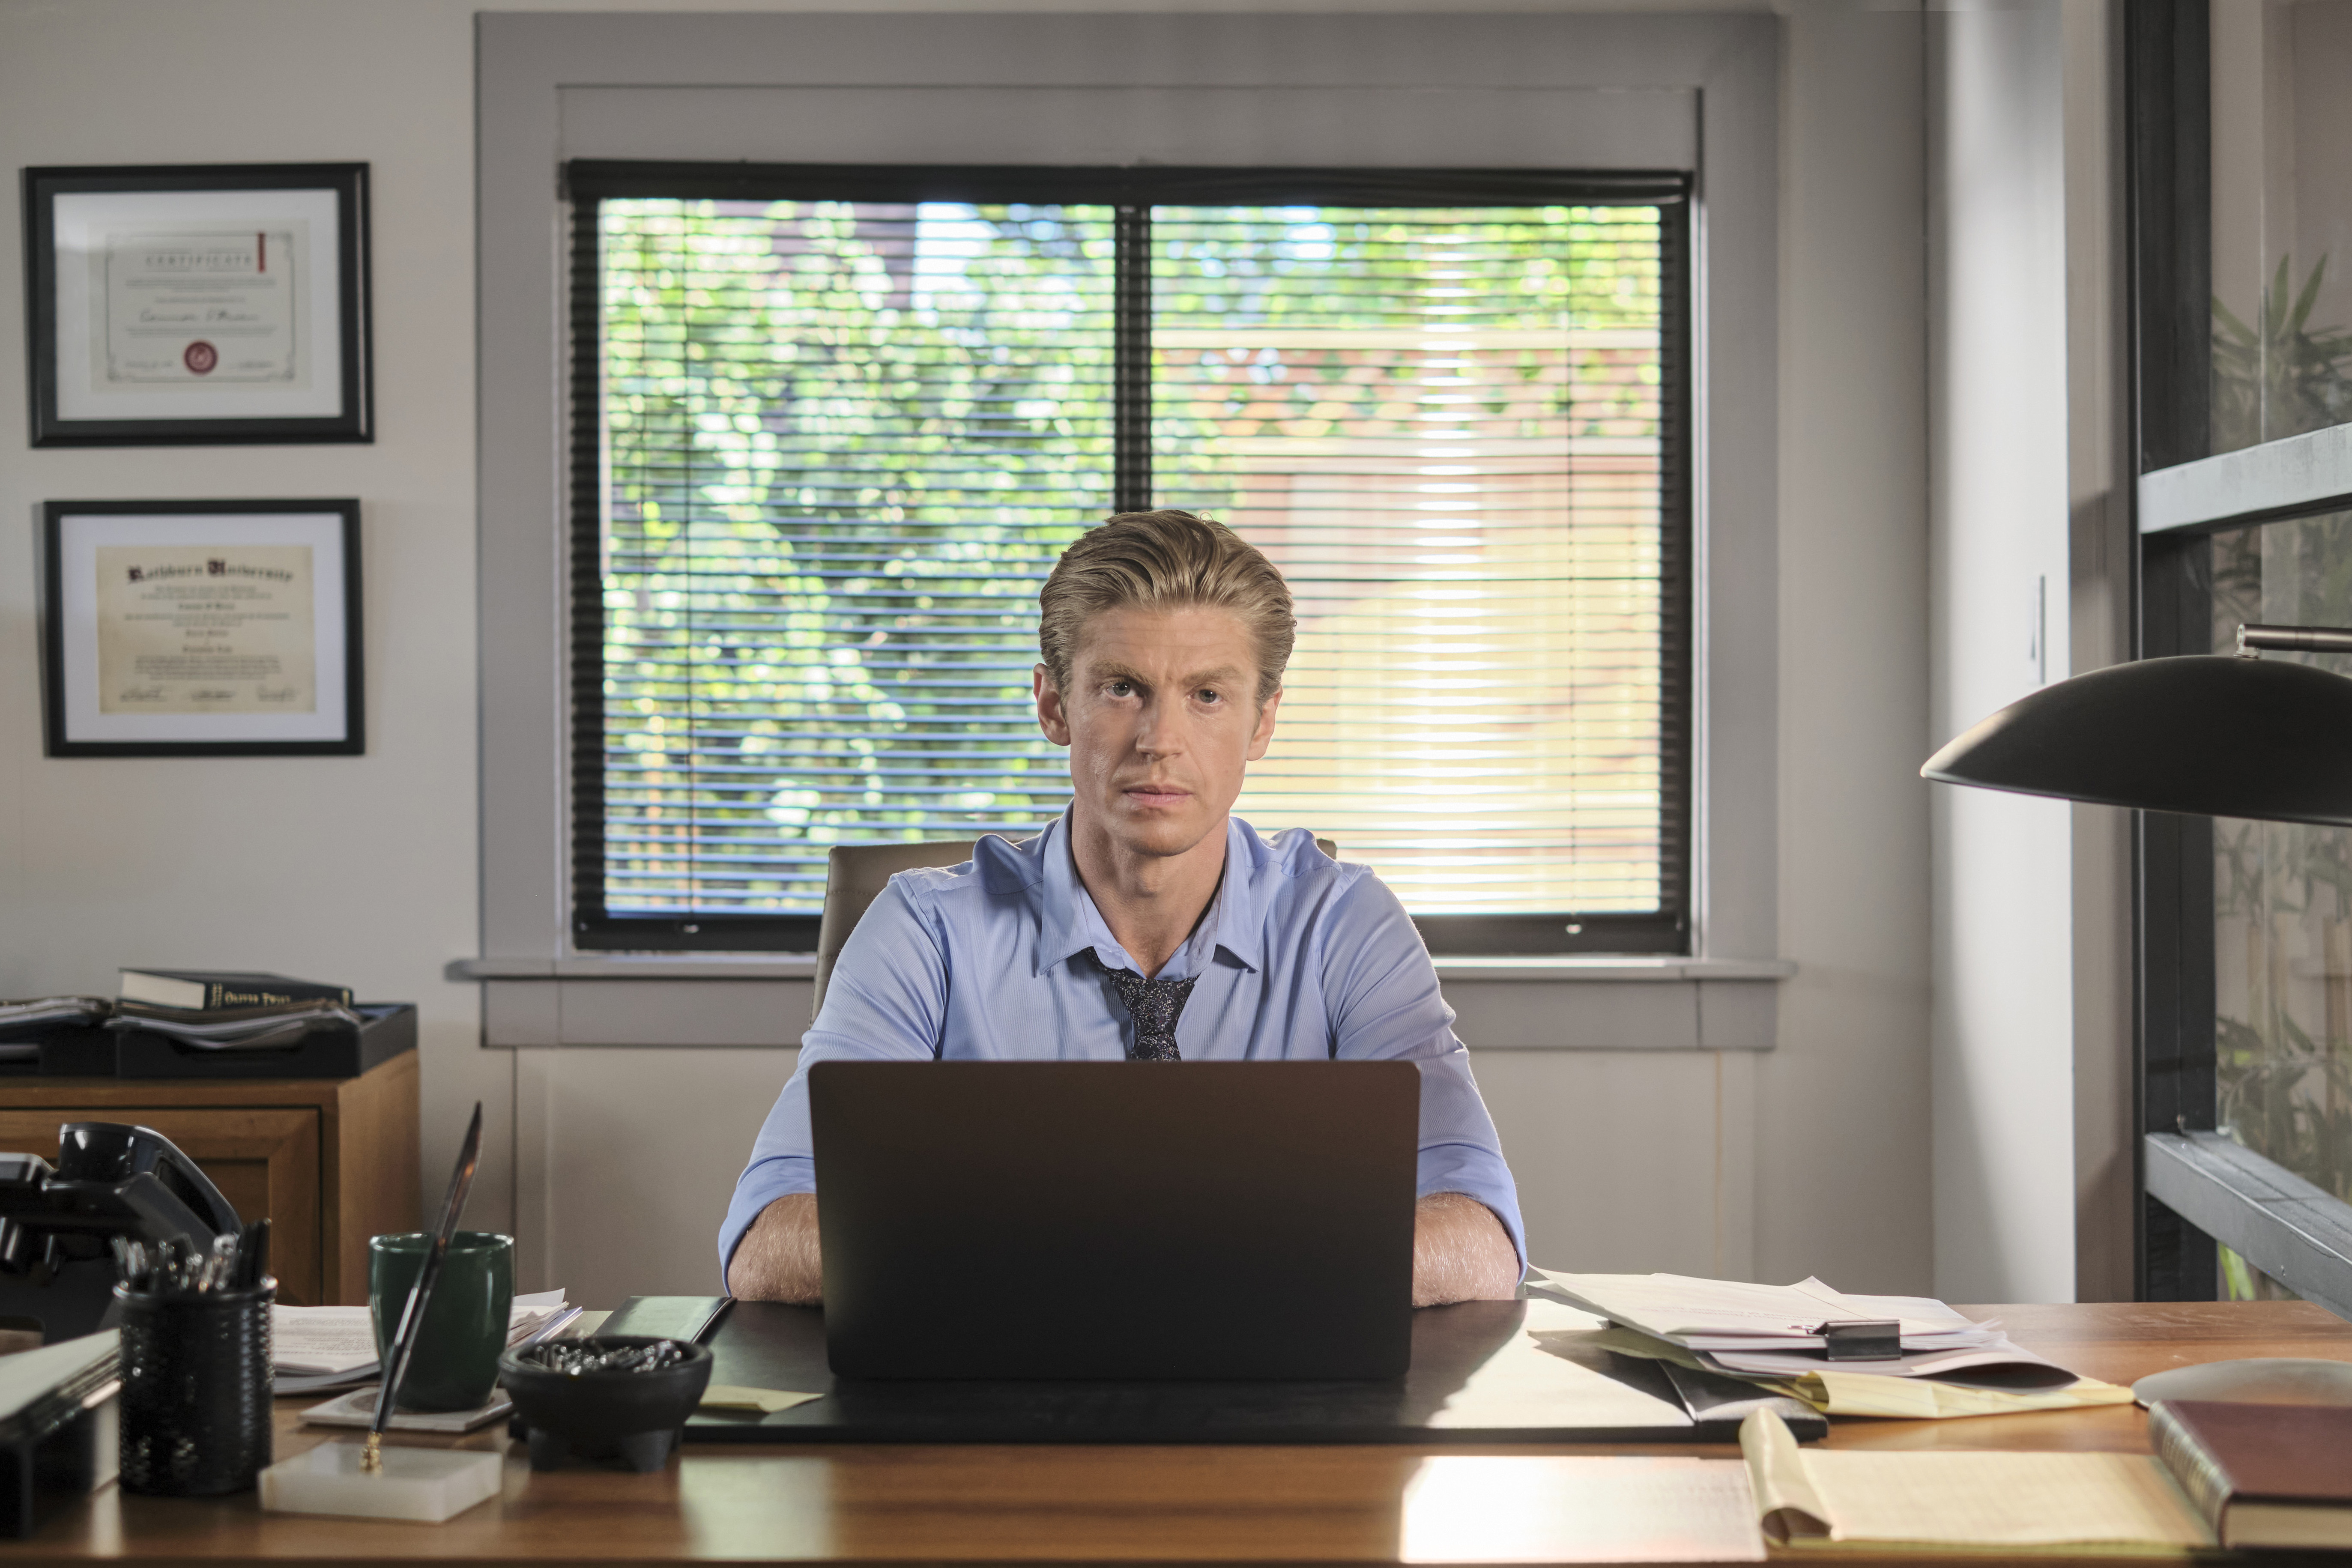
[271,1289,578,1397]
[1532,1270,2132,1419]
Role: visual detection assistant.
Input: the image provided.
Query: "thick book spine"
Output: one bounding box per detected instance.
[203,980,354,1009]
[2149,1402,2234,1536]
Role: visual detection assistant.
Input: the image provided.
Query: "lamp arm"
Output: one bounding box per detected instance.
[2236,623,2352,657]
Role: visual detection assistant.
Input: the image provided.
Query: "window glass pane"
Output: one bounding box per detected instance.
[2209,1,2352,453]
[590,191,1683,935]
[598,199,1112,915]
[1153,205,1671,915]
[2209,513,2352,1213]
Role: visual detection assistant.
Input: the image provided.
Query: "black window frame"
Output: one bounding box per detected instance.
[563,159,1696,956]
[2129,0,2352,1318]
[2128,0,2220,1305]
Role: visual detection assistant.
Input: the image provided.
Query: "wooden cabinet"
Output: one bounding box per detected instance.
[0,1051,418,1305]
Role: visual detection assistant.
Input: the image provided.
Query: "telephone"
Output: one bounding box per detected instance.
[0,1123,243,1343]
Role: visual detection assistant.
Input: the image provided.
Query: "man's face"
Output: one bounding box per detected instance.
[1035,604,1281,860]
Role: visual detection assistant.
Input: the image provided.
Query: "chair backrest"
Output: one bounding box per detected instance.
[812,840,978,1023]
[808,832,1339,1024]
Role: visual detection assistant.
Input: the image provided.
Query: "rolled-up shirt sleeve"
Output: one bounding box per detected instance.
[1319,870,1527,1269]
[717,879,947,1279]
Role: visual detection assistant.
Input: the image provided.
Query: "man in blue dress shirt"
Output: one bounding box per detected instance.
[722,510,1525,1307]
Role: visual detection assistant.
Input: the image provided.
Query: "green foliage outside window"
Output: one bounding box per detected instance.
[596,199,1665,917]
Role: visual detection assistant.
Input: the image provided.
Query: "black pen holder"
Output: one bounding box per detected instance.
[115,1280,274,1496]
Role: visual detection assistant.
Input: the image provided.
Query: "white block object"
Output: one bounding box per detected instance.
[257,1442,503,1523]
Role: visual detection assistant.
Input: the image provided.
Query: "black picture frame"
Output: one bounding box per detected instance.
[39,499,365,757]
[22,164,372,446]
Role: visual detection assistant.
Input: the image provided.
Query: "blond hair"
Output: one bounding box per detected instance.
[1037,510,1295,704]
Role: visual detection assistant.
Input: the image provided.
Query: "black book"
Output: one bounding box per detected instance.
[117,968,353,1011]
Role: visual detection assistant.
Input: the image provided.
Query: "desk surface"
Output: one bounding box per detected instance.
[4,1300,2348,1567]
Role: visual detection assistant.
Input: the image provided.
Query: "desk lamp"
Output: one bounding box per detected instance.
[1923,621,2352,1405]
[1923,623,2352,823]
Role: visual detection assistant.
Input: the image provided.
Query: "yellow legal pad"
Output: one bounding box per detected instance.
[1742,1409,2211,1550]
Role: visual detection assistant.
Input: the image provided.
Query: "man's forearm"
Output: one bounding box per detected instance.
[726,1192,822,1303]
[1412,1191,1521,1307]
[730,1189,1515,1308]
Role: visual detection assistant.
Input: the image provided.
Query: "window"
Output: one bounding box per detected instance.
[568,164,1692,955]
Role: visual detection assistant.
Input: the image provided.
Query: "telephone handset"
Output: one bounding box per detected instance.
[0,1123,243,1342]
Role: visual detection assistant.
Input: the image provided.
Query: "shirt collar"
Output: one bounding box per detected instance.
[1034,811,1267,979]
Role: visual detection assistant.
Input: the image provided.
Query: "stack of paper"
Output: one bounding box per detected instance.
[1533,1273,1996,1354]
[1530,1271,2131,1419]
[272,1289,577,1395]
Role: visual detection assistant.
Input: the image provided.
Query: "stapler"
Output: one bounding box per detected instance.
[0,1123,242,1343]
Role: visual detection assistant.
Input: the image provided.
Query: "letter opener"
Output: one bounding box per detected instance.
[364,1102,483,1472]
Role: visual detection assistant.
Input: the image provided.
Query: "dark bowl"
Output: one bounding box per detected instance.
[497,1336,712,1469]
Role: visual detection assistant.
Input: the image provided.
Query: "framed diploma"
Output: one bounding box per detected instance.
[39,500,364,756]
[23,165,371,445]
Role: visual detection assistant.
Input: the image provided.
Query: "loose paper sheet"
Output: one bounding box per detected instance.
[1534,1271,1984,1347]
[700,1385,822,1414]
[1777,1368,2135,1419]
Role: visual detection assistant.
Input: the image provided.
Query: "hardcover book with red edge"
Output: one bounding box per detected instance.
[2148,1399,2352,1550]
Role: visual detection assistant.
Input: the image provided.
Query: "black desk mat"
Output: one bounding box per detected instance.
[616,1294,1821,1445]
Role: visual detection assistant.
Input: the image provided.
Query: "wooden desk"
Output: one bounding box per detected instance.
[2,1300,2345,1566]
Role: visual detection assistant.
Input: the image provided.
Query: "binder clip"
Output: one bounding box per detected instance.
[1816,1319,1901,1361]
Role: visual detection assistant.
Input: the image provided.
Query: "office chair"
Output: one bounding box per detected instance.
[810,840,981,1022]
[810,833,1338,1023]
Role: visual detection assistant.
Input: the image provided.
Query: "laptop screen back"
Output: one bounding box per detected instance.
[811,1060,1418,1380]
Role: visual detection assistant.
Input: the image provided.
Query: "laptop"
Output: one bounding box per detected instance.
[810,1060,1419,1380]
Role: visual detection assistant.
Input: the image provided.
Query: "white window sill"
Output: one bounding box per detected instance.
[449,955,1795,984]
[454,954,1794,1051]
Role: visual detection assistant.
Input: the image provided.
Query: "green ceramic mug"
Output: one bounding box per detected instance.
[368,1231,514,1412]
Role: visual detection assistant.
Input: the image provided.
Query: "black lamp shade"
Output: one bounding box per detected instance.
[1922,655,2352,826]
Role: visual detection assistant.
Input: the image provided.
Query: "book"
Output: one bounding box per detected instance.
[117,968,353,1011]
[2149,1398,2352,1549]
[1740,1407,2212,1548]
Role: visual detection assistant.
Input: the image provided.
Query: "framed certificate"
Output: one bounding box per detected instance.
[23,165,371,445]
[39,500,364,756]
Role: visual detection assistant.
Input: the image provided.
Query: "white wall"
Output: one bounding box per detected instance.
[1925,1,2080,1305]
[0,0,514,1234]
[1762,5,1932,1294]
[0,0,1937,1308]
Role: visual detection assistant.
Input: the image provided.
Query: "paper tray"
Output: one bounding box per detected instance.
[650,1296,1827,1446]
[111,1003,416,1080]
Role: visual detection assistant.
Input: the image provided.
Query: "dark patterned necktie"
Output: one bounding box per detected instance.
[1107,968,1196,1061]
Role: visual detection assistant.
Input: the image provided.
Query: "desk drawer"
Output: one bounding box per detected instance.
[0,1107,321,1304]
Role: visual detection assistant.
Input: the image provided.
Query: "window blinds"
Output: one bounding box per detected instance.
[1154,206,1677,917]
[579,177,1686,950]
[590,200,1110,927]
